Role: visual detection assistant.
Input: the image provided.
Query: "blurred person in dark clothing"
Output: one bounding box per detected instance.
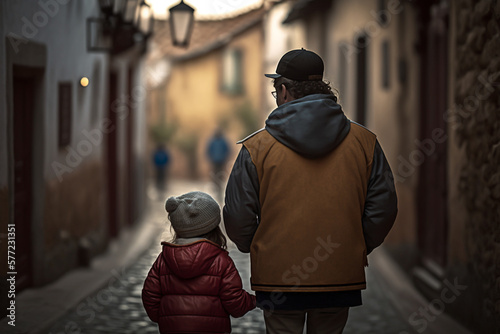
[223,48,398,334]
[153,144,170,193]
[207,128,230,202]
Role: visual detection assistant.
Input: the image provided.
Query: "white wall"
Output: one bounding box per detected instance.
[1,0,109,185]
[263,1,306,115]
[324,0,378,120]
[322,0,420,247]
[323,0,420,159]
[1,0,150,288]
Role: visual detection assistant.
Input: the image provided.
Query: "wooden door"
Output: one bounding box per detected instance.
[107,72,118,237]
[126,67,134,226]
[417,1,449,269]
[12,75,34,291]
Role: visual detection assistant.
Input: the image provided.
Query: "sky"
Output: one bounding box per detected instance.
[146,0,263,19]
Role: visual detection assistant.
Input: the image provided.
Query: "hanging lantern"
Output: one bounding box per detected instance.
[98,0,115,17]
[115,0,139,23]
[135,0,154,36]
[168,0,195,47]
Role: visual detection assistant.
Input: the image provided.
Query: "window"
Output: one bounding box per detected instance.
[382,40,390,89]
[377,0,389,26]
[355,33,368,125]
[58,82,72,147]
[338,42,348,100]
[90,62,102,125]
[221,48,243,95]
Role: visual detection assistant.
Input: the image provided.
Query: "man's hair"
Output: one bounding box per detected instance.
[274,77,338,102]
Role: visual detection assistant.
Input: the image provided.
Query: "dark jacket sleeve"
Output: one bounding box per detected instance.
[223,146,260,253]
[362,140,398,254]
[142,254,162,323]
[219,254,256,317]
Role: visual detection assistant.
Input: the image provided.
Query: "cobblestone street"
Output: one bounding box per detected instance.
[45,240,416,334]
[45,180,267,334]
[43,180,458,334]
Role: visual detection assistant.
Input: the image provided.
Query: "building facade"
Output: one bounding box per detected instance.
[146,6,266,181]
[278,0,500,332]
[0,0,150,313]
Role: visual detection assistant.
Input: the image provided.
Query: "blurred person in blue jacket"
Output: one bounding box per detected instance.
[207,128,230,201]
[153,144,171,193]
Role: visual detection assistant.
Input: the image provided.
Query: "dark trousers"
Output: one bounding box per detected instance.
[263,307,349,334]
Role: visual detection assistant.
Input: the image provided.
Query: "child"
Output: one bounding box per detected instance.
[142,191,256,334]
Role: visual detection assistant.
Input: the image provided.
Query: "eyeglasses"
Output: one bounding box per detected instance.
[271,91,277,99]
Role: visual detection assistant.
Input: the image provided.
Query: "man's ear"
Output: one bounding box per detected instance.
[281,84,291,102]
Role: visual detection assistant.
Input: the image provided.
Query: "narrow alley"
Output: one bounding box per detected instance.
[38,180,464,334]
[1,1,499,333]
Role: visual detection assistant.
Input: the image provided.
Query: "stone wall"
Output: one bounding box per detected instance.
[454,0,500,331]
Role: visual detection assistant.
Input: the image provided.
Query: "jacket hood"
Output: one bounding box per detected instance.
[265,94,350,158]
[161,240,223,279]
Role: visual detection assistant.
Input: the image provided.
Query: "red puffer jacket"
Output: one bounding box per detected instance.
[142,240,256,333]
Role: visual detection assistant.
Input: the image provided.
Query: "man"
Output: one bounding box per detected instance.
[223,48,397,334]
[152,143,170,194]
[207,128,230,202]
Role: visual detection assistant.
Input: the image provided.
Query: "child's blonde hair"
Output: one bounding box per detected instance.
[170,225,227,249]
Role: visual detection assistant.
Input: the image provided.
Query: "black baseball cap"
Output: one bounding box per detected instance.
[265,48,324,81]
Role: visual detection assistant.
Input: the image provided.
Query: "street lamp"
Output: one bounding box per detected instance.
[98,0,115,18]
[88,0,118,52]
[88,0,153,53]
[168,0,195,47]
[114,0,139,23]
[87,13,114,52]
[135,0,154,36]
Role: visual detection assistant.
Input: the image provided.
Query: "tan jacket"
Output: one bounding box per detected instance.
[223,94,397,297]
[242,123,376,292]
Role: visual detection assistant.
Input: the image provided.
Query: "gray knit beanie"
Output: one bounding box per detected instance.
[165,191,221,238]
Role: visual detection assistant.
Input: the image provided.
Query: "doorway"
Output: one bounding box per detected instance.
[107,71,119,237]
[417,1,449,274]
[126,67,135,226]
[12,68,36,291]
[355,33,368,125]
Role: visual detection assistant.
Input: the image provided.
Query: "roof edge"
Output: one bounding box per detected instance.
[283,0,332,24]
[170,13,265,62]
